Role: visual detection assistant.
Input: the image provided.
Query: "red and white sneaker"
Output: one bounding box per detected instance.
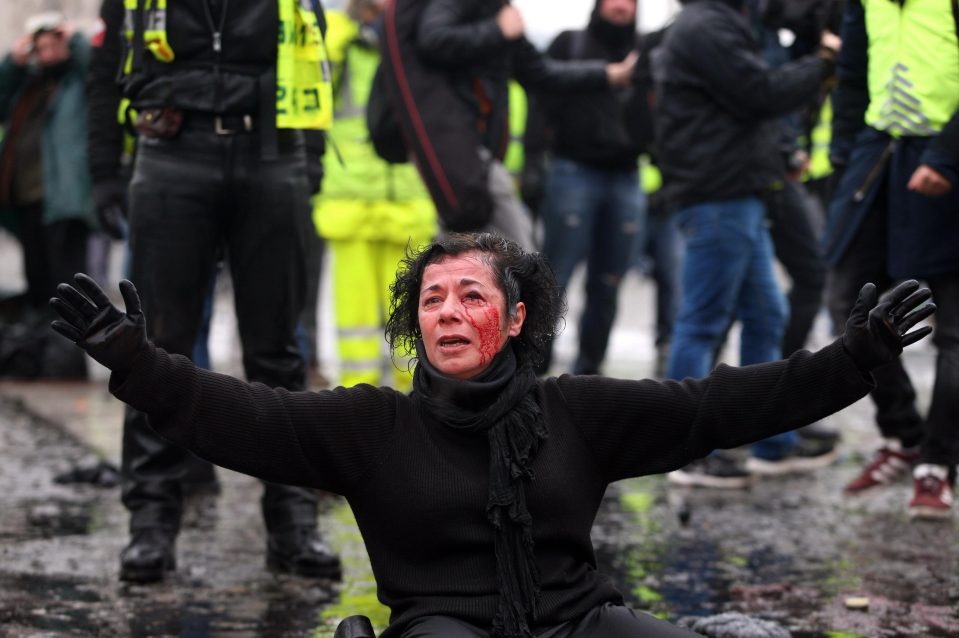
[908,464,954,520]
[844,442,919,493]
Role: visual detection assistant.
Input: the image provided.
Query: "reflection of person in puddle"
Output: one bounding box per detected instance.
[50,233,933,638]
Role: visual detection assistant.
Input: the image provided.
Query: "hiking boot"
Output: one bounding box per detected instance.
[667,454,752,489]
[119,528,176,583]
[908,464,954,520]
[844,443,919,493]
[745,436,838,476]
[267,526,342,579]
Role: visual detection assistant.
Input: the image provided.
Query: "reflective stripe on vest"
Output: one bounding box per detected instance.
[864,0,959,137]
[123,0,174,67]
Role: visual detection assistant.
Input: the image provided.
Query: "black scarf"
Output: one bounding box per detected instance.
[412,340,547,638]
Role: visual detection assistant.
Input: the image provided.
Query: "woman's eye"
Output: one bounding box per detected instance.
[423,297,440,307]
[463,293,483,304]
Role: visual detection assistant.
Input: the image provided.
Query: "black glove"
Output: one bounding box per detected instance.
[842,279,935,373]
[93,177,129,240]
[49,274,147,377]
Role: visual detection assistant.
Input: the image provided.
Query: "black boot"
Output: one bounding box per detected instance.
[266,525,342,579]
[119,528,176,583]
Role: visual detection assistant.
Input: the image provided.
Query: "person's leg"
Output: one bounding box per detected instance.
[828,191,923,492]
[575,169,644,375]
[731,200,797,462]
[540,158,602,374]
[332,238,385,387]
[767,181,828,356]
[45,219,91,293]
[918,274,959,474]
[907,273,959,518]
[121,134,223,581]
[400,615,489,638]
[650,207,683,349]
[12,203,51,308]
[36,218,91,378]
[227,130,337,578]
[667,199,756,382]
[735,202,794,462]
[484,159,535,251]
[539,603,697,638]
[301,221,326,383]
[828,203,922,444]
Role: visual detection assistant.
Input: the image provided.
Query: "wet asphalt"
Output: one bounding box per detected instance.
[1,234,957,637]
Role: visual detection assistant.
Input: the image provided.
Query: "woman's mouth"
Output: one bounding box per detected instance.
[438,336,470,349]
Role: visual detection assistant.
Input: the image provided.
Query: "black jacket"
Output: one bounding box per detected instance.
[653,0,829,210]
[122,0,278,114]
[414,0,609,156]
[112,336,870,638]
[381,0,609,231]
[524,21,642,172]
[87,0,326,192]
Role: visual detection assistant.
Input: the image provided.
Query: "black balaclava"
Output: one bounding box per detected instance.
[587,0,638,59]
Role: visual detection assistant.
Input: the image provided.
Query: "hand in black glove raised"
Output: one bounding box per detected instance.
[49,274,147,377]
[842,279,935,373]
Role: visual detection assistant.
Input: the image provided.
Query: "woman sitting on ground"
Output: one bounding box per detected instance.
[50,233,932,638]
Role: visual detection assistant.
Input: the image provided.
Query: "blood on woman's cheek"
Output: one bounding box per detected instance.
[464,305,502,364]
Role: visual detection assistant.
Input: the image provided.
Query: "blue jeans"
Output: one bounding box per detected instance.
[666,197,793,459]
[637,204,684,347]
[542,158,646,375]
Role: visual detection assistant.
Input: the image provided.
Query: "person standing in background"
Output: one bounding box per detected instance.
[655,0,840,487]
[0,13,95,379]
[85,0,340,583]
[523,0,646,376]
[380,0,637,250]
[313,0,436,390]
[825,0,959,520]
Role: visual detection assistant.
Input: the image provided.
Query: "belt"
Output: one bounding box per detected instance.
[184,111,257,135]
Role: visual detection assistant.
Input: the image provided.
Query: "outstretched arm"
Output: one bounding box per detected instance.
[50,275,398,496]
[562,280,934,483]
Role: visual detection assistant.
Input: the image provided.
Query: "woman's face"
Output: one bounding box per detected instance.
[418,251,526,380]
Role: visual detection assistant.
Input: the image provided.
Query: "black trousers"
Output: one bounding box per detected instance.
[766,180,828,357]
[12,204,90,308]
[827,186,959,473]
[400,604,698,638]
[121,123,318,532]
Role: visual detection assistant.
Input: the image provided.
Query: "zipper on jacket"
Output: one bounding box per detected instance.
[853,138,896,203]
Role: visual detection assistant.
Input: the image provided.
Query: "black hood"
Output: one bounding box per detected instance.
[588,0,638,59]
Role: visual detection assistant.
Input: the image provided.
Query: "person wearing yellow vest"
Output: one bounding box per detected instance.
[313,2,436,391]
[825,0,959,519]
[84,0,341,583]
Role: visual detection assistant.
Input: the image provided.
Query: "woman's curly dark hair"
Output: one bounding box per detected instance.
[385,233,566,367]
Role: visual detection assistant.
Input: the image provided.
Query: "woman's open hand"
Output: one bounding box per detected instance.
[842,280,935,373]
[49,274,147,376]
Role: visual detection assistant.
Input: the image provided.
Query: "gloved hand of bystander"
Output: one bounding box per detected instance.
[842,279,935,373]
[49,274,147,377]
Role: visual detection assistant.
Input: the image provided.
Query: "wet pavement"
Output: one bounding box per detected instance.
[1,232,958,637]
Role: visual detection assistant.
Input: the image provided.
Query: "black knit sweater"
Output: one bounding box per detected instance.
[110,339,871,636]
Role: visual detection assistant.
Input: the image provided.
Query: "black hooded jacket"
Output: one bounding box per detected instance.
[524,1,644,171]
[653,0,829,210]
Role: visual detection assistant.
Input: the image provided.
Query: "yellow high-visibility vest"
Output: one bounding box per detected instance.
[863,0,959,137]
[121,0,333,130]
